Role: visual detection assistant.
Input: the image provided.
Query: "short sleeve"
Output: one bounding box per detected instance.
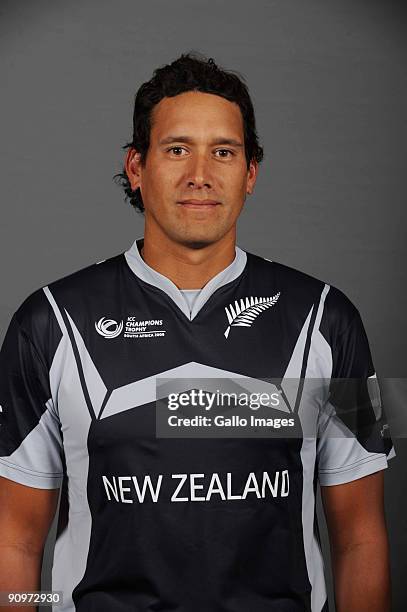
[317,307,396,486]
[0,312,64,489]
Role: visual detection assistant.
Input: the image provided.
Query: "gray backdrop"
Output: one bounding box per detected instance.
[0,0,406,610]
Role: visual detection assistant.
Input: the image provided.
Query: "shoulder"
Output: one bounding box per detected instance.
[244,248,360,335]
[45,252,123,299]
[245,249,327,294]
[11,252,123,357]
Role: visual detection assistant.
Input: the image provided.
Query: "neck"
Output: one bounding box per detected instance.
[140,227,237,290]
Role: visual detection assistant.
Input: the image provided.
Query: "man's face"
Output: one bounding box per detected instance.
[126,91,258,248]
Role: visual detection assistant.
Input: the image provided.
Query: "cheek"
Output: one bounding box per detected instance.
[227,174,247,201]
[227,164,248,187]
[142,170,171,205]
[153,166,180,195]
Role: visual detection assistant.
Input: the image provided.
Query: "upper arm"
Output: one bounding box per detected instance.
[317,290,396,486]
[0,298,64,556]
[0,308,64,489]
[320,470,387,554]
[0,476,60,555]
[317,292,394,553]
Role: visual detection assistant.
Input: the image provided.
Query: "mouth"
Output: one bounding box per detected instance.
[177,199,221,209]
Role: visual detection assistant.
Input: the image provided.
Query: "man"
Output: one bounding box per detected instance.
[0,52,395,611]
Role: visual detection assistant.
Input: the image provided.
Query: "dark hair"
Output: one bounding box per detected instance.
[113,51,264,213]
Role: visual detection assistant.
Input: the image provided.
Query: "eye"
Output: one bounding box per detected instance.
[215,149,234,158]
[166,146,187,156]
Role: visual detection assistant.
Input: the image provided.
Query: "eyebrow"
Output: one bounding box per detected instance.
[159,135,244,148]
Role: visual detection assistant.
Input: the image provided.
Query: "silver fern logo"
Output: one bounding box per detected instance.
[95,317,123,339]
[224,293,281,338]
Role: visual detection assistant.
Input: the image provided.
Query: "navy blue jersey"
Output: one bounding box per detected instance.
[0,238,395,611]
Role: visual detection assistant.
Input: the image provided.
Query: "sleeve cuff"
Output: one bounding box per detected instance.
[318,453,390,486]
[0,457,63,489]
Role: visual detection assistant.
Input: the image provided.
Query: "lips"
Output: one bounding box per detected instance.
[178,199,220,206]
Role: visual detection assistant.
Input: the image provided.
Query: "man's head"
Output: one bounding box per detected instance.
[114,52,263,249]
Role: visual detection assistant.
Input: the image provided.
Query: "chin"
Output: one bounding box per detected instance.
[180,238,214,250]
[165,225,229,250]
[168,230,219,250]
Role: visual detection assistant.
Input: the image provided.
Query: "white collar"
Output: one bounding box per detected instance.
[124,237,247,321]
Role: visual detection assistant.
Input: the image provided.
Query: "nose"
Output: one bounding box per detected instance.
[185,153,213,190]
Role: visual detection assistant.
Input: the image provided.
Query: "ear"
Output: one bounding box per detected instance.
[246,159,258,196]
[125,148,143,191]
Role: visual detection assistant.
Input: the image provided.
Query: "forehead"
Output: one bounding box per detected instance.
[150,91,244,140]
